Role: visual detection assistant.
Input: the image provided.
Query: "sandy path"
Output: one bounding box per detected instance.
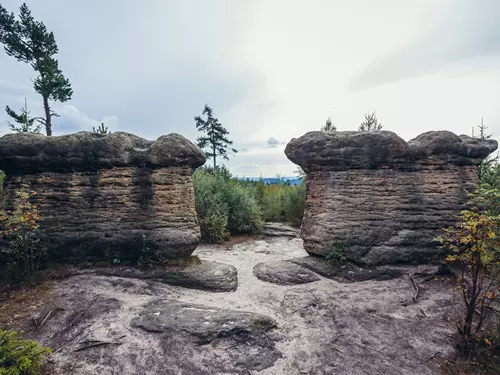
[37,236,457,375]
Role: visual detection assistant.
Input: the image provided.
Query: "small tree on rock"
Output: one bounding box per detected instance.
[321,117,336,133]
[0,3,73,136]
[195,105,237,170]
[92,122,110,135]
[358,112,383,132]
[5,97,42,133]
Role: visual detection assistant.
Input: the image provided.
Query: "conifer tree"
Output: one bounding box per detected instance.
[92,122,110,135]
[195,105,237,170]
[0,3,73,136]
[358,111,383,132]
[5,97,42,133]
[321,117,337,132]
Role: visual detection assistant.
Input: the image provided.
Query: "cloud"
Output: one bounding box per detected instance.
[267,137,285,148]
[1,0,500,177]
[349,0,500,90]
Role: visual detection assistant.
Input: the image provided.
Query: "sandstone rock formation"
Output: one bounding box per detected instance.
[285,130,498,265]
[96,261,238,292]
[0,131,206,261]
[253,260,321,285]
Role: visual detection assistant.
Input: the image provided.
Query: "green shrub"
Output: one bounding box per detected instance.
[283,181,306,226]
[0,330,51,375]
[258,181,306,226]
[193,168,263,243]
[0,191,46,283]
[324,236,349,264]
[223,182,263,234]
[0,170,5,197]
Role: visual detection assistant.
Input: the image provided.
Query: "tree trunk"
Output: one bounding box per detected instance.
[43,96,52,136]
[213,145,216,171]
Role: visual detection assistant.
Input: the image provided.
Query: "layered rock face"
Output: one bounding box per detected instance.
[285,130,498,265]
[0,131,206,261]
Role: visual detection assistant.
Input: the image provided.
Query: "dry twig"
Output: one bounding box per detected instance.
[410,276,419,302]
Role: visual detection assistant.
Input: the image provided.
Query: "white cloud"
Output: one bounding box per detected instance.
[0,0,500,176]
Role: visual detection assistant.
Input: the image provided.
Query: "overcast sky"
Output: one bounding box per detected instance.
[1,0,500,176]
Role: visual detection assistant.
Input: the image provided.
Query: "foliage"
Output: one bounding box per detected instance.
[0,191,46,283]
[0,3,72,136]
[195,105,237,170]
[0,329,51,375]
[5,98,41,134]
[321,117,336,132]
[324,237,349,264]
[358,111,383,132]
[92,122,110,135]
[435,186,500,355]
[193,167,263,243]
[294,167,306,178]
[0,170,4,196]
[248,178,306,226]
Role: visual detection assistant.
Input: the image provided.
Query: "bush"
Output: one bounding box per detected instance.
[0,329,51,375]
[0,170,5,197]
[436,185,500,360]
[193,168,263,243]
[0,191,46,283]
[258,180,306,226]
[324,236,349,264]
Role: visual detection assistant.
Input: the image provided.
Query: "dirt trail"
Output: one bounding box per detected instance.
[21,236,456,375]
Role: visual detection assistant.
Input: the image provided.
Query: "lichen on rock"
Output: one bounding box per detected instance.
[285,130,498,265]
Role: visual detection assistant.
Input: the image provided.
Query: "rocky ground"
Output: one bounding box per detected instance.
[2,228,459,375]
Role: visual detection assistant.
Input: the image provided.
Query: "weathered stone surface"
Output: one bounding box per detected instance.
[289,256,406,283]
[95,261,238,292]
[132,299,277,343]
[285,130,498,265]
[0,131,206,261]
[263,222,300,238]
[253,260,321,285]
[131,300,281,372]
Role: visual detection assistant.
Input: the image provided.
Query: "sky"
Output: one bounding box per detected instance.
[1,0,500,177]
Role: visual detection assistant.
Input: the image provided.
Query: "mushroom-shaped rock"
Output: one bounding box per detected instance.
[285,130,498,265]
[0,131,206,262]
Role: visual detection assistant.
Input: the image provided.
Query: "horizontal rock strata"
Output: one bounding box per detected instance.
[0,131,206,261]
[285,130,498,265]
[95,261,238,292]
[253,260,321,285]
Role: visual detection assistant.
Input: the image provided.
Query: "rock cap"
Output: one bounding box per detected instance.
[285,130,497,171]
[0,131,206,173]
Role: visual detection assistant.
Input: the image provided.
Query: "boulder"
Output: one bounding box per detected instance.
[95,261,238,292]
[263,222,300,238]
[253,260,321,285]
[0,131,206,261]
[131,300,281,372]
[285,130,497,265]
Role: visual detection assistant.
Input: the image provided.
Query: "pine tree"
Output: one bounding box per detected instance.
[0,3,73,136]
[92,122,110,135]
[195,105,237,170]
[5,97,42,133]
[321,117,337,132]
[358,112,383,132]
[477,117,491,140]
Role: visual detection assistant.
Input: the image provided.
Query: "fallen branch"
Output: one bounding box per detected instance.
[73,340,123,352]
[37,307,63,330]
[410,276,419,303]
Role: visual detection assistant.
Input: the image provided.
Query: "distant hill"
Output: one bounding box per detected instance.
[238,177,303,186]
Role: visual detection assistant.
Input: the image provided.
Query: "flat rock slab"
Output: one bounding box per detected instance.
[131,300,281,373]
[253,260,321,285]
[94,261,238,292]
[289,256,406,283]
[263,222,300,238]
